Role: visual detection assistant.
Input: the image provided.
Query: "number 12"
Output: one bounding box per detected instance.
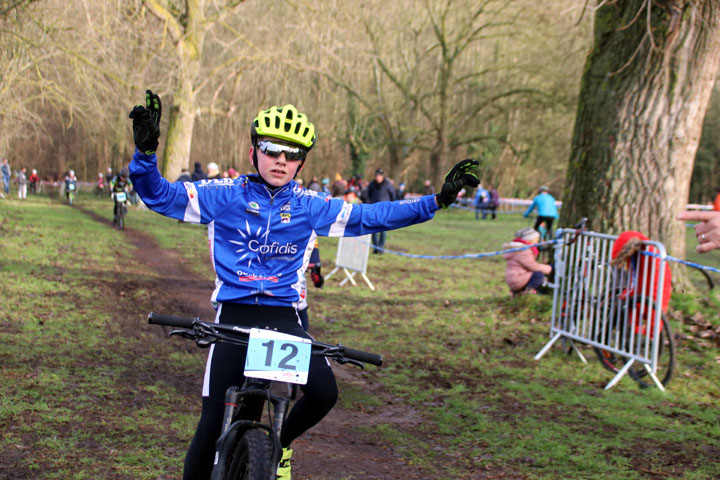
[261,340,299,370]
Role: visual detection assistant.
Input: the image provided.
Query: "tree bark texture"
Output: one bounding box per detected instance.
[561,1,720,258]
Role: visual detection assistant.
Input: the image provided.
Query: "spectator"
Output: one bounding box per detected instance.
[228,168,240,180]
[523,185,559,234]
[29,169,39,194]
[713,187,720,212]
[486,184,499,220]
[502,227,552,296]
[306,176,322,193]
[2,158,11,195]
[474,183,488,219]
[207,162,221,180]
[321,177,330,195]
[222,170,230,179]
[191,161,206,181]
[423,179,435,195]
[397,182,407,200]
[678,210,720,253]
[176,168,192,182]
[330,172,346,197]
[16,167,27,200]
[366,168,396,254]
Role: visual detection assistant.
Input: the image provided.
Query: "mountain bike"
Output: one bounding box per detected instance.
[113,191,127,230]
[147,312,382,480]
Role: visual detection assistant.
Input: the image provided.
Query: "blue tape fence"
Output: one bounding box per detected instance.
[363,238,720,275]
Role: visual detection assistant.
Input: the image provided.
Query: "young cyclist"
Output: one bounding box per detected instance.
[128,90,479,480]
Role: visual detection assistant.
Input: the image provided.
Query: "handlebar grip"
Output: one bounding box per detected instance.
[147,312,197,329]
[342,347,383,366]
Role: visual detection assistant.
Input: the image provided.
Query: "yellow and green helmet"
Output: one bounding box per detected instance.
[251,104,315,151]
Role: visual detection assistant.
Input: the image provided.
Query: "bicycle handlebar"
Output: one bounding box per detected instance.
[565,217,589,246]
[148,312,198,329]
[147,312,383,367]
[341,346,383,366]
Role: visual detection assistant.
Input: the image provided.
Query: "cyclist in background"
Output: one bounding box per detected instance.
[112,169,131,212]
[64,170,78,204]
[128,90,479,480]
[523,185,559,234]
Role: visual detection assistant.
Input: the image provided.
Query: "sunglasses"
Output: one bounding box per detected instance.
[257,140,307,161]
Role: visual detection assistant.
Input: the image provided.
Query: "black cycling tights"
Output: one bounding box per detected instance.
[182,303,338,480]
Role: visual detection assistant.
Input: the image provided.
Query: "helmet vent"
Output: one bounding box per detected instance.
[274,116,280,129]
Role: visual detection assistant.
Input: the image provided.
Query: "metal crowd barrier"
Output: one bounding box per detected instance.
[535,228,669,390]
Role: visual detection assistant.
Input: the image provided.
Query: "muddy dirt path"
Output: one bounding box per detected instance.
[78,207,441,480]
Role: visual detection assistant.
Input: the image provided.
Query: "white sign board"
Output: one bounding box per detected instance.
[325,234,375,290]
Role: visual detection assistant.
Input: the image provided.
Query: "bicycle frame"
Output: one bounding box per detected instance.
[147,312,383,477]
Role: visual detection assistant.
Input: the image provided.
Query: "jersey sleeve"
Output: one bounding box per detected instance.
[129,149,232,224]
[305,194,439,237]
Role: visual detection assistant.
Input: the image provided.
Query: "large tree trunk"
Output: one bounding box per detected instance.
[561,1,720,258]
[161,77,197,180]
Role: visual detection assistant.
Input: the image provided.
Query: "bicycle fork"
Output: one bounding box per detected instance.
[212,382,289,476]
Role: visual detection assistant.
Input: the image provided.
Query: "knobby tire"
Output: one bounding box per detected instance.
[224,429,275,480]
[593,313,675,388]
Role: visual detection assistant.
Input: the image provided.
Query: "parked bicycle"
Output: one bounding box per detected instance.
[553,219,675,388]
[147,312,382,480]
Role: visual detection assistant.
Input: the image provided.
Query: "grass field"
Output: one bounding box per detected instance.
[1,192,719,479]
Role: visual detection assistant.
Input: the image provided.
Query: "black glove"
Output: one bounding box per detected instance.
[435,159,480,209]
[129,89,162,154]
[310,265,324,288]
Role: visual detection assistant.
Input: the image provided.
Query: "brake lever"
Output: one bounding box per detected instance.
[335,357,366,369]
[169,328,197,340]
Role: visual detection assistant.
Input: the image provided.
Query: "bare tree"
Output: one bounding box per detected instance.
[561,1,720,257]
[142,0,247,180]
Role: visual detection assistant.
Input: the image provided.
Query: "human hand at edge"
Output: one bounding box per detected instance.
[129,89,162,154]
[677,210,720,253]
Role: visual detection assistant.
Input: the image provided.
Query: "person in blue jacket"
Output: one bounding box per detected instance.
[473,183,488,220]
[128,90,479,480]
[523,185,559,236]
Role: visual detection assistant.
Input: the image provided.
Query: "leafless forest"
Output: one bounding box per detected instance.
[1,0,718,204]
[0,0,594,195]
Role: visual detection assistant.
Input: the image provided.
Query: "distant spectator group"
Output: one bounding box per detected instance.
[1,158,40,200]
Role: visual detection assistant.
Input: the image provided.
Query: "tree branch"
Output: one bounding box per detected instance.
[144,0,182,43]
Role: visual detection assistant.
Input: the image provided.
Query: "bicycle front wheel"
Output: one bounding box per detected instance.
[593,313,675,388]
[225,429,275,480]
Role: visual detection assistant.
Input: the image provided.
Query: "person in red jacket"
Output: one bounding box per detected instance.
[28,169,39,193]
[610,231,672,337]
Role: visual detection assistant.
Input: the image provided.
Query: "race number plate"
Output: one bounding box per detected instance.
[115,192,127,202]
[68,183,76,191]
[245,328,311,385]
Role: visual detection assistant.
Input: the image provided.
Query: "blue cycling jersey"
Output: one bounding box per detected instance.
[130,150,439,307]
